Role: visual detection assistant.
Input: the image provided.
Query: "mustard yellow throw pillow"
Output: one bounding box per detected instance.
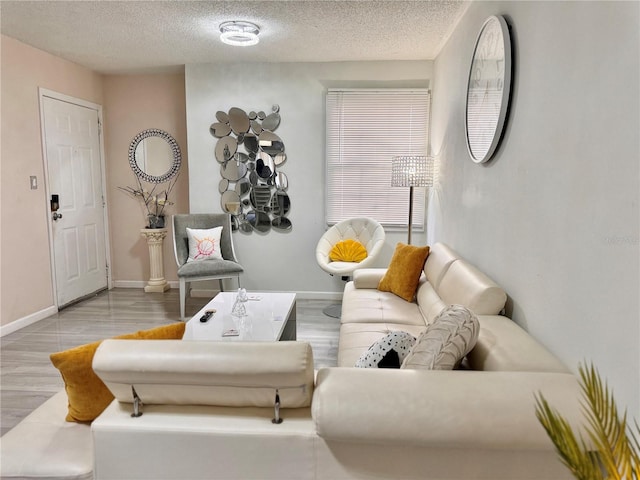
[378,243,430,302]
[50,322,186,423]
[329,239,368,263]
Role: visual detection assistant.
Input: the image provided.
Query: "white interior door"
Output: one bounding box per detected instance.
[42,96,107,307]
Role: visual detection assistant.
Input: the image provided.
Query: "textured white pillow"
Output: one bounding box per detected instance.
[401,305,479,370]
[186,226,223,262]
[355,331,416,368]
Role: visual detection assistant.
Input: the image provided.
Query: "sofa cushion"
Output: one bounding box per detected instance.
[437,260,507,315]
[49,323,186,423]
[329,239,368,263]
[355,331,416,368]
[378,243,430,302]
[340,282,426,326]
[468,315,570,373]
[402,305,479,370]
[415,281,448,324]
[423,242,459,291]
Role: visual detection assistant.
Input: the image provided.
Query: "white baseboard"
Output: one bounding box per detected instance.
[113,280,179,289]
[1,305,58,337]
[294,291,343,301]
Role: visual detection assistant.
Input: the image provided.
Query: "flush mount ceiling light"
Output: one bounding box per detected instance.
[219,21,260,46]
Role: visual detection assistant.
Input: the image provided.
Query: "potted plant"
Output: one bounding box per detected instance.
[536,363,640,479]
[119,175,178,229]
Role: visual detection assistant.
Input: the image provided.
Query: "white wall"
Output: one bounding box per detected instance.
[185,61,433,296]
[431,1,639,413]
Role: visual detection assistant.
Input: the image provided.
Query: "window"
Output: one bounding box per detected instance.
[325,89,431,228]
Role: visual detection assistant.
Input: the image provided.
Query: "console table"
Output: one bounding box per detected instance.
[140,228,170,293]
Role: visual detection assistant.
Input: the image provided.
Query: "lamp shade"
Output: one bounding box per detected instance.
[391,155,434,188]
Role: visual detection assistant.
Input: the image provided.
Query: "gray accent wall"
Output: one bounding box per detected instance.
[430,1,639,413]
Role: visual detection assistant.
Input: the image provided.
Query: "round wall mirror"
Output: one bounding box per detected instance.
[128,129,181,183]
[465,15,512,164]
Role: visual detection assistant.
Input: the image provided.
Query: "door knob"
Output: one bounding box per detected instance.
[52,212,63,221]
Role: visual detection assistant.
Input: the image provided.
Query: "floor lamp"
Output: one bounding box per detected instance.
[391,155,434,245]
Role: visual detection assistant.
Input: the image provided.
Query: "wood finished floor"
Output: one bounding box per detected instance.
[0,288,340,436]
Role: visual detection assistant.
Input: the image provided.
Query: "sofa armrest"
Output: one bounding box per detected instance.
[352,268,387,289]
[312,368,584,450]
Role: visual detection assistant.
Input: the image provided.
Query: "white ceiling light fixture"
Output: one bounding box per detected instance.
[219,21,260,47]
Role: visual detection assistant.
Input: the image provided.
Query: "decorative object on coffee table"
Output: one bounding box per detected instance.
[391,155,434,244]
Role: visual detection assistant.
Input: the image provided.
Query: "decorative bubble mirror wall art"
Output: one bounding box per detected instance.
[210,105,291,233]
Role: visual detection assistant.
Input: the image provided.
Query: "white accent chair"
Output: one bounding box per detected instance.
[172,213,243,319]
[316,217,386,317]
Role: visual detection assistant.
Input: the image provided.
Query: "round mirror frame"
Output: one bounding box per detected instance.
[128,129,181,183]
[465,15,512,164]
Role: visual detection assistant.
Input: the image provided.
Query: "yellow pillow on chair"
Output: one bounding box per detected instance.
[329,239,368,263]
[378,243,430,302]
[50,322,186,423]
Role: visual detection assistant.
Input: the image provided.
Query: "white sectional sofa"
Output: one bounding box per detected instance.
[1,243,583,480]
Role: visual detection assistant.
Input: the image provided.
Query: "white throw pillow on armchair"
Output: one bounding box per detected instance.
[186,226,223,262]
[401,304,480,370]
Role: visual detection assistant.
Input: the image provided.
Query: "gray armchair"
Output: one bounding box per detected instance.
[172,214,243,319]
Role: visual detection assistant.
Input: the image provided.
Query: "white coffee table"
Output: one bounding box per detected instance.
[182,291,297,342]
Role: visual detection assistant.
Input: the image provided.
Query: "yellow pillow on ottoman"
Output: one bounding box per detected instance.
[329,239,368,263]
[50,322,186,423]
[378,243,430,302]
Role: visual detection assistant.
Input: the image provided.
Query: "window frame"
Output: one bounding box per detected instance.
[325,88,432,230]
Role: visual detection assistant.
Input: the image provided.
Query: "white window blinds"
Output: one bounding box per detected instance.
[325,89,431,227]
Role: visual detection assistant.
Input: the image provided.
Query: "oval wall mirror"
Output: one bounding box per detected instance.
[215,136,238,163]
[247,210,271,233]
[465,15,512,164]
[128,129,181,183]
[258,131,285,157]
[272,216,292,231]
[229,107,250,135]
[221,159,247,182]
[221,190,242,215]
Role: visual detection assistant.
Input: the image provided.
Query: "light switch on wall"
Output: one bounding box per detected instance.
[30,176,37,190]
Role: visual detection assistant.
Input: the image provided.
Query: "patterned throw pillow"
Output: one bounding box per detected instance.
[401,305,480,370]
[329,239,368,263]
[186,226,223,262]
[355,331,417,368]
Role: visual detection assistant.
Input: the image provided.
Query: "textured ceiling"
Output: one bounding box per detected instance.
[0,0,470,74]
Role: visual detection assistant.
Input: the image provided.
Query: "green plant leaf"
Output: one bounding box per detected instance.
[536,362,640,480]
[535,393,603,480]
